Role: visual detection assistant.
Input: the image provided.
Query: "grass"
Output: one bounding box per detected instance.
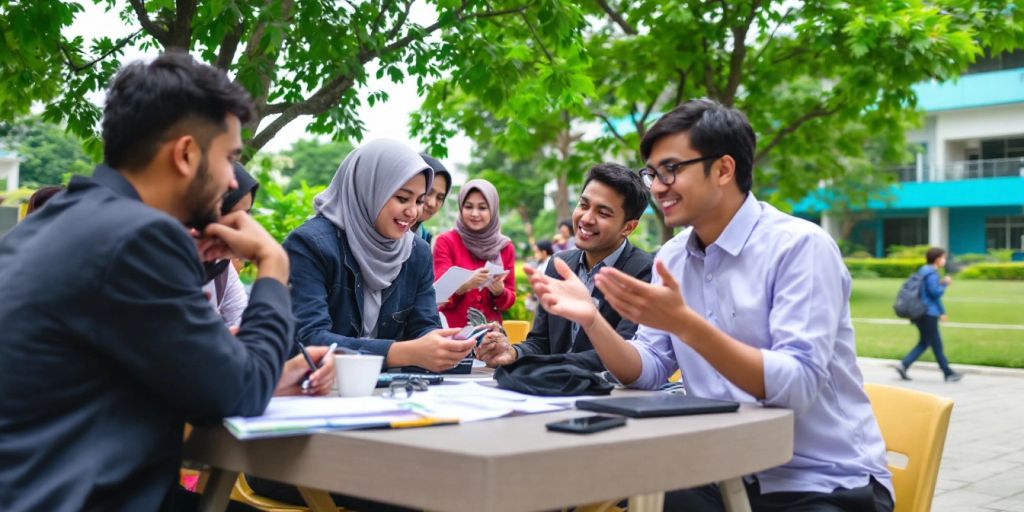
[850,278,1024,368]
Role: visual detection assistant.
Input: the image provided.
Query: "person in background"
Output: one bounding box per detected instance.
[284,139,470,371]
[552,219,575,252]
[24,185,65,215]
[894,247,963,382]
[522,239,554,315]
[533,239,554,275]
[478,163,653,371]
[203,162,259,327]
[411,153,451,245]
[433,178,516,327]
[528,99,893,511]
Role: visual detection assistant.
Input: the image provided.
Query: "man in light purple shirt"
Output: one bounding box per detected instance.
[528,99,893,511]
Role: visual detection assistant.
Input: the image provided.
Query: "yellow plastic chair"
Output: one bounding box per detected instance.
[503,320,530,344]
[864,383,954,512]
[230,474,311,511]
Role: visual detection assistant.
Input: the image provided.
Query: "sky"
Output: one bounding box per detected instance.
[67,1,474,170]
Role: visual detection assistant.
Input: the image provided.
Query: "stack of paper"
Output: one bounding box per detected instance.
[433,263,510,305]
[223,383,575,440]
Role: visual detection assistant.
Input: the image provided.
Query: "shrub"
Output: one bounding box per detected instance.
[955,253,994,265]
[836,239,868,257]
[988,249,1016,263]
[958,263,1024,280]
[886,244,931,259]
[844,258,921,278]
[503,262,535,323]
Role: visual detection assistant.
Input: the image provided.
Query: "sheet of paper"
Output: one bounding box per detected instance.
[482,261,508,288]
[433,266,475,305]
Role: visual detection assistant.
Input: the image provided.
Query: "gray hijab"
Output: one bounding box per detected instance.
[313,139,432,292]
[456,178,511,261]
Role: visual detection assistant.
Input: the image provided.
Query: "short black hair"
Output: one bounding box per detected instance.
[102,51,254,170]
[582,162,650,222]
[536,239,554,256]
[640,98,756,194]
[559,219,574,235]
[926,247,946,264]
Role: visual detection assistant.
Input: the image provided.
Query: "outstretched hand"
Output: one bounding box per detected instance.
[526,258,598,328]
[594,259,691,334]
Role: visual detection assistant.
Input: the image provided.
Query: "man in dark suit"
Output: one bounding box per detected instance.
[477,163,653,371]
[0,53,299,512]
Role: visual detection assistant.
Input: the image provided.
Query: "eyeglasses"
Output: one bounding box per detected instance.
[382,377,430,399]
[638,155,721,188]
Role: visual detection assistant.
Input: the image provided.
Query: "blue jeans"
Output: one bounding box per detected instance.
[901,315,953,377]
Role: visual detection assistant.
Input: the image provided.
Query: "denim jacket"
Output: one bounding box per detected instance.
[918,264,946,317]
[283,215,441,358]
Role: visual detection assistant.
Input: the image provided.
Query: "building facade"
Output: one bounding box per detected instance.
[795,50,1024,257]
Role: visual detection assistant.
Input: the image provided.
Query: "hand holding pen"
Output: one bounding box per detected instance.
[274,343,337,397]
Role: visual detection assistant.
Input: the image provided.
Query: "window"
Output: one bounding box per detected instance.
[884,217,929,250]
[966,49,1024,74]
[986,216,1024,250]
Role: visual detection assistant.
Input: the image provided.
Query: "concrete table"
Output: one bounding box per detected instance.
[185,398,793,512]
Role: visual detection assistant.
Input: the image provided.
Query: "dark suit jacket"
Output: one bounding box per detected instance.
[516,240,653,371]
[284,215,441,358]
[0,165,293,512]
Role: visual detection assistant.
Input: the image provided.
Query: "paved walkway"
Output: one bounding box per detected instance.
[857,358,1024,511]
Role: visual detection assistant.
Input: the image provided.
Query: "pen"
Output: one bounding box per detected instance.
[323,343,338,367]
[297,342,318,392]
[297,342,318,372]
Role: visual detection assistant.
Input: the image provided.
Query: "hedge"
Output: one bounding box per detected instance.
[958,263,1024,280]
[843,258,921,278]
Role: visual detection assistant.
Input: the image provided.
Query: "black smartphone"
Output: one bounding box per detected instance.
[545,415,627,434]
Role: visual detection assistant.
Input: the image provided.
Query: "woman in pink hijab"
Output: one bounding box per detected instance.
[433,179,516,327]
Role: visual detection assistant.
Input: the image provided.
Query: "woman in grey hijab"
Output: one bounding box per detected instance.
[282,139,473,373]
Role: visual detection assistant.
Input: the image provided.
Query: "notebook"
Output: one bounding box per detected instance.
[575,394,740,418]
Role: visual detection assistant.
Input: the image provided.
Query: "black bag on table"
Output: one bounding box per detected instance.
[494,354,614,396]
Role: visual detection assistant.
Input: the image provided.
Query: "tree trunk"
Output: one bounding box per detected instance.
[555,171,570,223]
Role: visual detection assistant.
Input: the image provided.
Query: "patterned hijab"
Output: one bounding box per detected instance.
[456,178,510,261]
[313,139,432,291]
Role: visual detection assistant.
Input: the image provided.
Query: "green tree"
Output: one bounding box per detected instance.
[0,117,93,187]
[279,138,353,190]
[421,0,1024,241]
[0,0,589,162]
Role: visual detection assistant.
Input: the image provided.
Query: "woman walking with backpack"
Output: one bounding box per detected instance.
[894,247,964,382]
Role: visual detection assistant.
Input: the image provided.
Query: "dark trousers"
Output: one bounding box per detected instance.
[663,476,893,512]
[901,315,953,376]
[247,475,416,512]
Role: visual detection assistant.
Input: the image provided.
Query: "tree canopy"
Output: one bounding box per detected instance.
[416,0,1024,239]
[0,0,590,161]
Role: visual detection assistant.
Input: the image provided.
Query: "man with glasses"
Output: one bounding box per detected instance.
[528,99,893,511]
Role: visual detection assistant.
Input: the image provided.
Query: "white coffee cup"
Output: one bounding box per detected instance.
[334,354,384,397]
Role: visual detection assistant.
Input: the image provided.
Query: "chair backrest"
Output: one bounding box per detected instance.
[503,320,530,344]
[232,474,310,511]
[864,383,954,512]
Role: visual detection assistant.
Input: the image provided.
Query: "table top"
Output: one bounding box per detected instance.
[184,391,793,512]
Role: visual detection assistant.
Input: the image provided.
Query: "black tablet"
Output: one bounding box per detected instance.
[575,394,740,418]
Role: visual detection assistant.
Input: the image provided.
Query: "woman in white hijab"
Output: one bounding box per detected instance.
[282,139,473,372]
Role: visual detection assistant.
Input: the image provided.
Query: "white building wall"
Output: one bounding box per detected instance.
[933,103,1024,170]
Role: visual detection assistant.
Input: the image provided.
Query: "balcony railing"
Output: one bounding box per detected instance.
[888,158,1024,183]
[941,157,1024,181]
[890,166,919,183]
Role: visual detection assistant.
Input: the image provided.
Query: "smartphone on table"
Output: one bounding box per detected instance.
[545,415,627,434]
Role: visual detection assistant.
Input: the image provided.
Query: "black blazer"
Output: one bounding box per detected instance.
[517,240,653,371]
[0,166,293,512]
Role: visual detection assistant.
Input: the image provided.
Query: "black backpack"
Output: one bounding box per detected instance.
[893,273,928,320]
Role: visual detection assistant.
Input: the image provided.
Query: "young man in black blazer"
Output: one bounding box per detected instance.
[477,163,653,371]
[0,53,309,512]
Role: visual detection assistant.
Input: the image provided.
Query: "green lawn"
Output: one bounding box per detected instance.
[850,278,1024,368]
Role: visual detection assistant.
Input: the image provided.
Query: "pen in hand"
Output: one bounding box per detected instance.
[298,342,339,394]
